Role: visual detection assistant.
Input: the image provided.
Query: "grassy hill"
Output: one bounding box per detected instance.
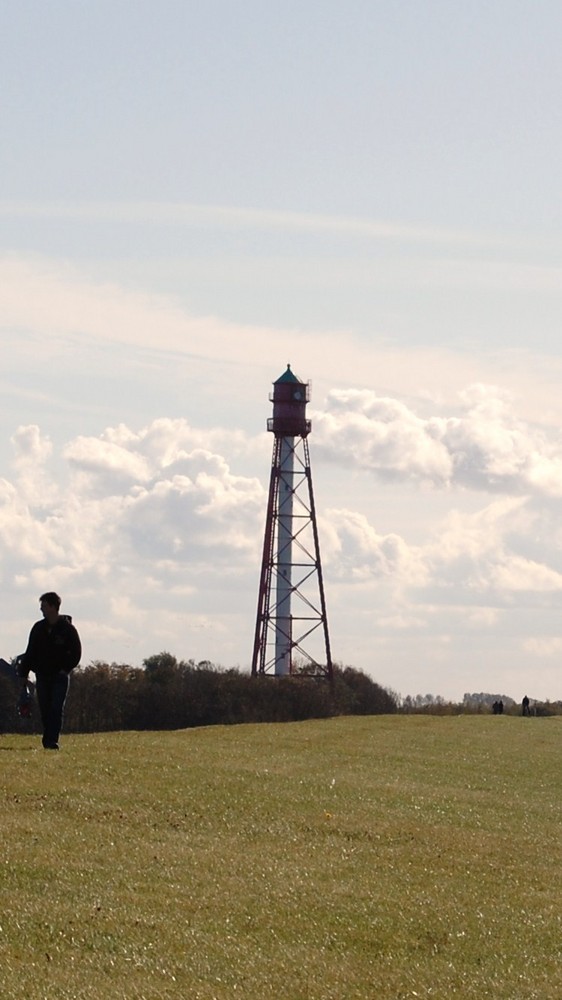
[1,715,561,999]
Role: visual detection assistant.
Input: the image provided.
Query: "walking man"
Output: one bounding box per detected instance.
[18,593,82,749]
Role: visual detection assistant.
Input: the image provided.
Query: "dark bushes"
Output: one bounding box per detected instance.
[53,655,397,733]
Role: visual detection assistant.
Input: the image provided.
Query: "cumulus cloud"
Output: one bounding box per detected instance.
[62,423,266,567]
[315,391,453,484]
[0,417,274,663]
[2,390,562,694]
[421,496,562,599]
[4,409,562,617]
[319,490,562,621]
[64,436,152,488]
[1,421,267,595]
[10,425,57,507]
[321,508,428,587]
[125,460,263,565]
[11,424,52,464]
[313,383,562,497]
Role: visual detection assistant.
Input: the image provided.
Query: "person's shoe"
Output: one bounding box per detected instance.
[42,740,59,750]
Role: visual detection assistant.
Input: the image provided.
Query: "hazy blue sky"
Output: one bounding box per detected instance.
[2,1,562,700]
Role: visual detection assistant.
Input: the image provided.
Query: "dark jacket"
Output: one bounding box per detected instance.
[18,615,82,679]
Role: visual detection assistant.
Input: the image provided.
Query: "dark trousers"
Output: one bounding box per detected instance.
[35,672,70,747]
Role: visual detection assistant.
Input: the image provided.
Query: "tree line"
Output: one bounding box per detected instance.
[0,653,398,734]
[3,655,559,735]
[399,691,562,716]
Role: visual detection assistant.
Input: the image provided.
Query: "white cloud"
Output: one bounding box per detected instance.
[523,637,562,658]
[487,556,562,593]
[2,421,266,590]
[464,607,500,627]
[10,425,56,507]
[2,301,562,696]
[11,424,52,464]
[421,497,562,601]
[315,390,453,485]
[322,508,428,587]
[0,256,217,355]
[3,254,562,435]
[3,402,562,667]
[64,436,152,488]
[0,200,517,249]
[314,384,562,497]
[428,497,530,565]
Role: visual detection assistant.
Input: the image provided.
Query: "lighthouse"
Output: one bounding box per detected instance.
[251,366,333,680]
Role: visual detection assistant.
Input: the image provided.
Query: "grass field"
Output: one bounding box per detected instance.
[1,715,561,999]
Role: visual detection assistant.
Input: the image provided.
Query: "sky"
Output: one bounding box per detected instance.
[2,0,562,702]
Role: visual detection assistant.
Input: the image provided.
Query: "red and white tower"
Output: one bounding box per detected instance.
[251,366,333,680]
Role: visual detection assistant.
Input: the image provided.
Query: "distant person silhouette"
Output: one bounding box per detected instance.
[522,695,530,717]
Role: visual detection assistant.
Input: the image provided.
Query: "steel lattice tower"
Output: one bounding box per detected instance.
[251,366,333,680]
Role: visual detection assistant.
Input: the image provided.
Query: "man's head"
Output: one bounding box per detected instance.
[40,592,61,624]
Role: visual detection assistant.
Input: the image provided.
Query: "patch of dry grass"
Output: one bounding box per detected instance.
[1,715,561,999]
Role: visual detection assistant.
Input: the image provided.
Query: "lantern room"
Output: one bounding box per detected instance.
[267,364,311,437]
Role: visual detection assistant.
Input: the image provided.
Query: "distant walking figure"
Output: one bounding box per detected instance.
[522,695,530,717]
[17,593,82,749]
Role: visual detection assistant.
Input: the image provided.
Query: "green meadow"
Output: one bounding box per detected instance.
[1,715,560,999]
